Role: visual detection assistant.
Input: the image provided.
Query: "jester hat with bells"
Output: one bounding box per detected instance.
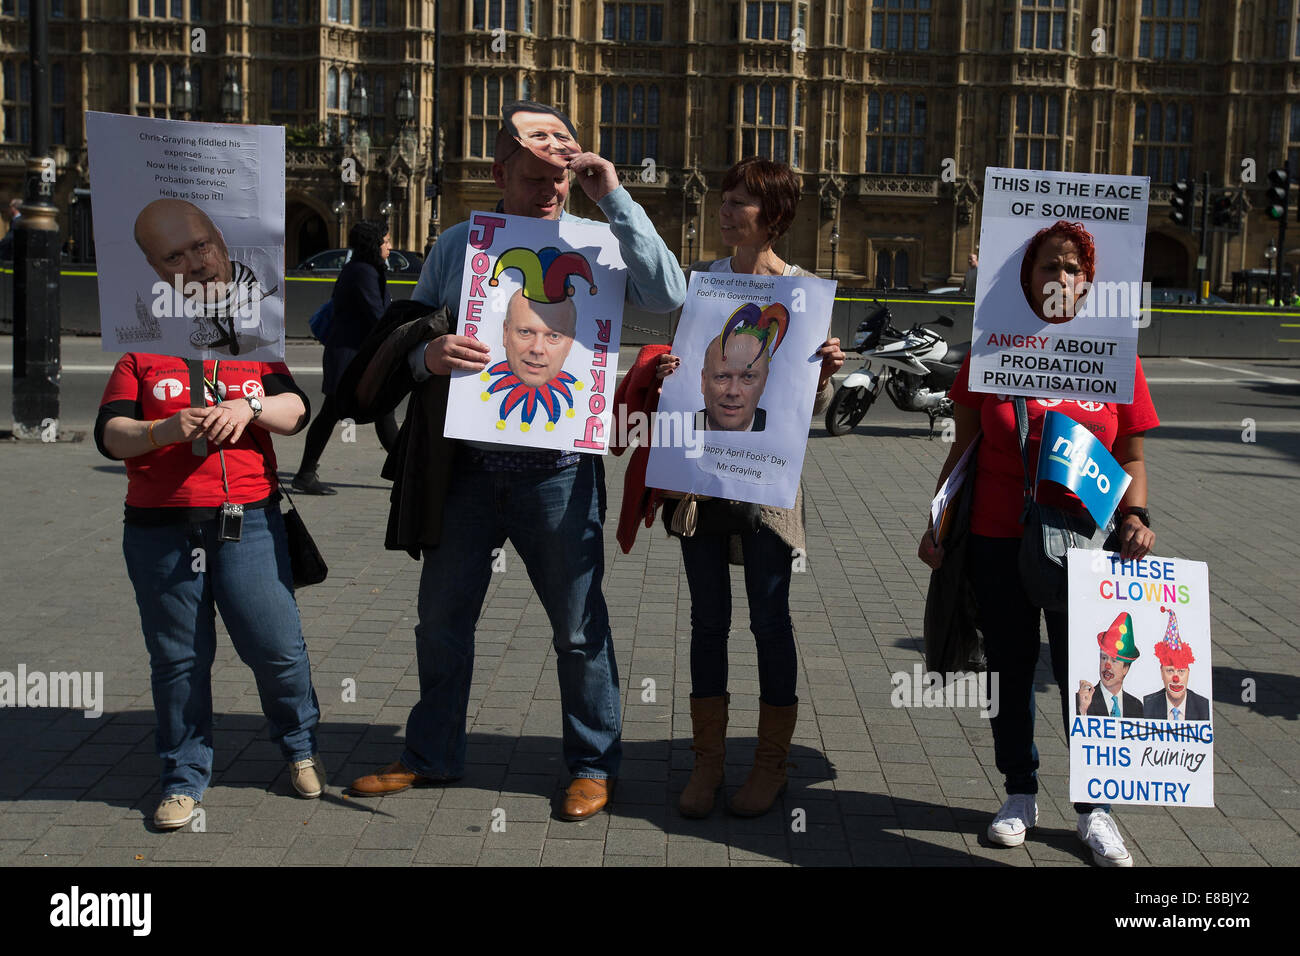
[718,301,790,367]
[481,246,597,431]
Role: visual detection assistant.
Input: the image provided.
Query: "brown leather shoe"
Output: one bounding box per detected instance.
[348,760,439,797]
[558,777,613,820]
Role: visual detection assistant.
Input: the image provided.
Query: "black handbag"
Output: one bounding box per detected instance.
[1013,397,1115,612]
[662,493,762,538]
[249,431,329,588]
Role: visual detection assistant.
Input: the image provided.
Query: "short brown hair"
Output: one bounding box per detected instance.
[720,158,801,241]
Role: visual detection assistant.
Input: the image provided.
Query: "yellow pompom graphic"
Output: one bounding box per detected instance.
[479,372,490,382]
[520,422,531,432]
[566,409,576,418]
[495,420,506,430]
[575,381,585,390]
[480,392,491,401]
[545,422,555,431]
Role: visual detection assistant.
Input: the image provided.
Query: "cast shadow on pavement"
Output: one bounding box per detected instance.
[0,710,1028,865]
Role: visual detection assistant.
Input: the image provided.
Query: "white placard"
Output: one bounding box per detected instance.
[970,168,1149,404]
[87,112,285,360]
[1068,550,1214,808]
[444,211,628,453]
[645,270,835,510]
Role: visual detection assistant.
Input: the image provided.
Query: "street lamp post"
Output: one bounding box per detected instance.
[829,223,840,280]
[12,0,61,440]
[220,67,242,123]
[332,198,346,245]
[686,220,696,264]
[172,69,195,120]
[383,73,415,237]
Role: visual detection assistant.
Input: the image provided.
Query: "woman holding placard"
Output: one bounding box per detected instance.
[614,158,843,819]
[917,219,1160,866]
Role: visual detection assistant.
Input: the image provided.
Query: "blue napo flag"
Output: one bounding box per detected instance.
[1035,411,1132,527]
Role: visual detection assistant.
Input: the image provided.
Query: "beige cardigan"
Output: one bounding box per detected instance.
[679,259,833,564]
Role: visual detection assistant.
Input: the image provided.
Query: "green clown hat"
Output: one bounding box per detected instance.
[1096,612,1140,663]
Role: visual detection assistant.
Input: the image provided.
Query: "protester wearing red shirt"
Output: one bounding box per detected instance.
[919,264,1159,866]
[96,353,325,829]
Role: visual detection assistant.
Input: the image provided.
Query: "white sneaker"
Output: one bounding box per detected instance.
[987,794,1037,846]
[1077,809,1134,867]
[290,755,326,799]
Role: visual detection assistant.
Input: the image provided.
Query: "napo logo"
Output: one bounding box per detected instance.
[152,378,185,401]
[240,379,265,398]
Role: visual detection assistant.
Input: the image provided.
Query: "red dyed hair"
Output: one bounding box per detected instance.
[720,157,802,241]
[1020,220,1097,290]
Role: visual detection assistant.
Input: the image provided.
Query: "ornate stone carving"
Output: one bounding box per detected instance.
[851,174,941,199]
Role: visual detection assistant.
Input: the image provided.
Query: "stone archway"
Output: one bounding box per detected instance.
[1143,231,1191,287]
[287,199,331,268]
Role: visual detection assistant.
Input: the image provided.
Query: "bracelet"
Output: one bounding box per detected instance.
[147,419,165,448]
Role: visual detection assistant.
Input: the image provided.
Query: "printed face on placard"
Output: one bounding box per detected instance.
[1022,232,1092,324]
[700,333,770,431]
[1160,664,1190,705]
[134,198,234,303]
[1099,651,1130,695]
[502,291,577,387]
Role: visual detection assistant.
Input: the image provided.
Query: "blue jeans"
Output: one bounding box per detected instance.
[968,534,1104,814]
[123,506,320,801]
[678,523,798,706]
[402,456,622,779]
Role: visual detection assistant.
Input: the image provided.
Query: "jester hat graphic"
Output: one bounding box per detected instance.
[720,302,790,368]
[489,247,597,304]
[1152,605,1194,669]
[1096,612,1140,663]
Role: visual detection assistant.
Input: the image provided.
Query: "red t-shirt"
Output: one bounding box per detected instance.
[948,354,1160,538]
[98,353,299,509]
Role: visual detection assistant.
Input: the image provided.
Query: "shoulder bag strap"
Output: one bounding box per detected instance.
[1013,396,1034,518]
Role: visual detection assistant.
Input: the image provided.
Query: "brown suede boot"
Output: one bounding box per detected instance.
[728,700,797,817]
[677,694,728,818]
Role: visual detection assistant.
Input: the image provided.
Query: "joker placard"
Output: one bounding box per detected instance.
[87,112,285,360]
[645,270,835,510]
[1068,550,1214,808]
[969,168,1149,404]
[444,211,628,453]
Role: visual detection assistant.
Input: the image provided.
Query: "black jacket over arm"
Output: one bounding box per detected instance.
[334,298,454,558]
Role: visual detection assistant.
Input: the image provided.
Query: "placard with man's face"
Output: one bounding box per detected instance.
[443,211,628,454]
[646,270,835,510]
[87,112,285,360]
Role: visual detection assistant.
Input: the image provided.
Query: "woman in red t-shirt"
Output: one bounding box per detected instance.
[918,221,1159,868]
[96,354,325,830]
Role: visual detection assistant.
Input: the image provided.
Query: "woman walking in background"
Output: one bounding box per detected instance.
[293,219,397,494]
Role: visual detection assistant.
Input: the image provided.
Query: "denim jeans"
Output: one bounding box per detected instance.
[402,455,622,779]
[122,506,320,801]
[968,534,1104,814]
[678,523,798,706]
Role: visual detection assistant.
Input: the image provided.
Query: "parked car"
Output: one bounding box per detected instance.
[292,247,424,276]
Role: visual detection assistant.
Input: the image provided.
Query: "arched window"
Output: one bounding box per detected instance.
[272,69,283,110]
[286,69,299,110]
[865,91,926,173]
[735,81,801,166]
[327,68,338,110]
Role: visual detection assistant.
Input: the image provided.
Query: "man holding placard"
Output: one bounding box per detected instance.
[347,102,685,820]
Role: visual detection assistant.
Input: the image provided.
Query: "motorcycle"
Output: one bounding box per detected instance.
[825,301,969,438]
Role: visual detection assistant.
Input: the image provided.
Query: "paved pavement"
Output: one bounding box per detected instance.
[1,351,1298,867]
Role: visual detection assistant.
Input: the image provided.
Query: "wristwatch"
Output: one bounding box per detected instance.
[1119,506,1150,527]
[243,396,263,420]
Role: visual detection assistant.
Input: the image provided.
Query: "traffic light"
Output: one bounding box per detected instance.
[1211,194,1238,231]
[1169,178,1194,227]
[1267,168,1290,221]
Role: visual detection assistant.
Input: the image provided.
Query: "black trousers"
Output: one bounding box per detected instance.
[297,393,398,476]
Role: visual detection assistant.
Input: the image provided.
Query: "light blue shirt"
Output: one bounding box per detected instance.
[407,185,686,381]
